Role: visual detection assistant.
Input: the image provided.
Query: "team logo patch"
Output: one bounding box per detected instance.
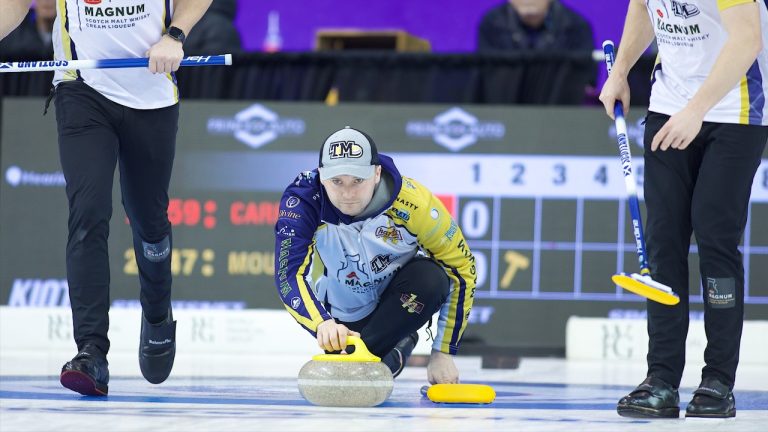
[285,196,300,208]
[370,254,391,274]
[444,220,458,241]
[295,170,317,186]
[328,141,364,159]
[276,224,296,237]
[400,293,424,314]
[706,277,735,309]
[337,254,371,293]
[375,226,403,244]
[279,209,301,219]
[392,208,410,221]
[291,297,301,309]
[670,1,699,19]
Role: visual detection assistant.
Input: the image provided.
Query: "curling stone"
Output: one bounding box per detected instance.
[297,336,393,407]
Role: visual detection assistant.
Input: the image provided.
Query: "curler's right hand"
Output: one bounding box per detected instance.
[599,71,631,120]
[316,319,360,352]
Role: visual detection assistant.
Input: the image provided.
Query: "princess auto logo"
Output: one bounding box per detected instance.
[405,107,505,152]
[206,104,305,149]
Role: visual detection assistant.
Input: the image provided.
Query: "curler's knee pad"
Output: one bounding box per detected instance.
[142,235,170,262]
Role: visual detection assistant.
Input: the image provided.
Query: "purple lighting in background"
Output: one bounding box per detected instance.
[234,0,631,53]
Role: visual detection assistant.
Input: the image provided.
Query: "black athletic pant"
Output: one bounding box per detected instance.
[643,111,768,389]
[54,81,178,355]
[338,257,450,358]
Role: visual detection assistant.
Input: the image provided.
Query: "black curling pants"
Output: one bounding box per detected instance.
[54,81,178,355]
[339,257,450,357]
[643,111,767,390]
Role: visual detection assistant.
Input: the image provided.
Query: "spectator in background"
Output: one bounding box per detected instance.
[477,0,593,53]
[183,0,241,55]
[0,0,55,60]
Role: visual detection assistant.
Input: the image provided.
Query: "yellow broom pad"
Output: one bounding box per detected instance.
[613,273,680,305]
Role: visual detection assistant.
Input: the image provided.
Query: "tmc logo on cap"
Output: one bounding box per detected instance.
[329,141,364,159]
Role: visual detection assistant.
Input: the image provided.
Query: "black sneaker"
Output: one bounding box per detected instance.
[686,377,736,418]
[617,376,680,418]
[382,332,419,378]
[139,309,176,384]
[60,343,109,396]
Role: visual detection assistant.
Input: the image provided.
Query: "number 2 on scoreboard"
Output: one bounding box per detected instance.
[510,163,525,185]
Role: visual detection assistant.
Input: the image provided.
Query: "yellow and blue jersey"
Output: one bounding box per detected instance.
[274,154,476,355]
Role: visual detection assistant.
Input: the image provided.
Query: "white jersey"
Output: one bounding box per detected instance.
[52,0,178,109]
[646,0,768,125]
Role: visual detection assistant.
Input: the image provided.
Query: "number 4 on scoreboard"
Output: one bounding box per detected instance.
[594,164,608,186]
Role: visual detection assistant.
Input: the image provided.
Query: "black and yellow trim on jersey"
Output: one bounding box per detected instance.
[283,238,328,333]
[56,0,79,81]
[388,176,476,355]
[740,60,765,125]
[161,0,180,103]
[716,0,756,10]
[718,0,766,125]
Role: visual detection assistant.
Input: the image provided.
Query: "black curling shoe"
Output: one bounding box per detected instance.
[60,343,109,396]
[617,376,680,418]
[139,309,177,384]
[383,332,419,378]
[686,377,736,418]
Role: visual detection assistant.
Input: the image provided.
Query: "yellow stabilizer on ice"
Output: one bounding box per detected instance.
[422,384,496,404]
[612,273,680,305]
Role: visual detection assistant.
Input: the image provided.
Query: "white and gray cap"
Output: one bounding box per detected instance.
[318,126,380,180]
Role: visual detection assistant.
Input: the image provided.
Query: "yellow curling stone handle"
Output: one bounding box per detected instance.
[311,335,381,362]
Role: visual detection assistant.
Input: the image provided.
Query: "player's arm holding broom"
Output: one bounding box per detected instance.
[145,0,212,74]
[598,0,655,121]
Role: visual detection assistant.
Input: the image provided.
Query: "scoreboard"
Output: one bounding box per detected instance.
[2,99,766,349]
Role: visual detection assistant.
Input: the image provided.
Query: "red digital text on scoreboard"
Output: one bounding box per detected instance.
[137,197,455,230]
[159,198,282,229]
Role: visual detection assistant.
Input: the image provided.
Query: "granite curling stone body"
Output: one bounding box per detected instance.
[297,336,394,407]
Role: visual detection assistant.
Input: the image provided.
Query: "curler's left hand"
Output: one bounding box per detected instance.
[427,350,459,384]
